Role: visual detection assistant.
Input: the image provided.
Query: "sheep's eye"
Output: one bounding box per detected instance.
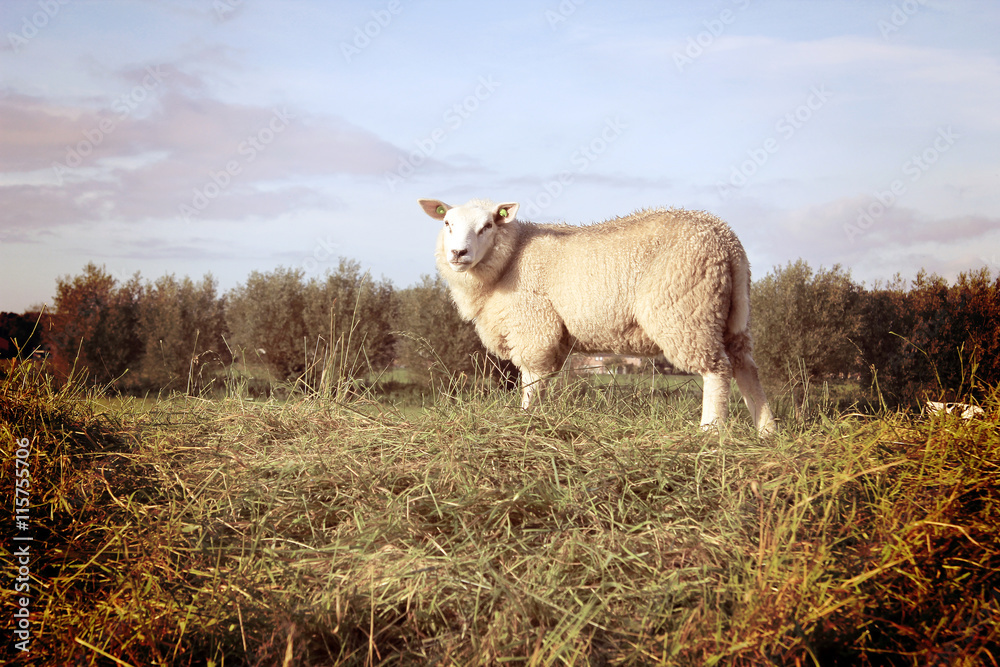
[480,222,493,233]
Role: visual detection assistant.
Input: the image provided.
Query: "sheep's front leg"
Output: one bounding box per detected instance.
[520,369,546,409]
[700,372,731,431]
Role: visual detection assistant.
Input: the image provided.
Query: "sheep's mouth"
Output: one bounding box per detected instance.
[449,260,473,271]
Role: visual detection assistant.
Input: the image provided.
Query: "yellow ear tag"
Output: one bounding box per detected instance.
[436,205,446,215]
[499,208,508,218]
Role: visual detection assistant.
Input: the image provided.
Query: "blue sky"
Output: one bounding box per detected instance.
[2,0,998,311]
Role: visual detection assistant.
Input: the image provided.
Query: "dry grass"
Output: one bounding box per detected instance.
[1,360,998,665]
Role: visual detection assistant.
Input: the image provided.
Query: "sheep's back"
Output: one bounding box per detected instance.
[512,209,742,354]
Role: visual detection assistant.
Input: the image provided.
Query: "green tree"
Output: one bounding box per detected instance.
[395,275,517,389]
[225,267,308,382]
[750,260,861,385]
[137,274,228,393]
[302,258,397,386]
[225,261,397,388]
[396,275,481,384]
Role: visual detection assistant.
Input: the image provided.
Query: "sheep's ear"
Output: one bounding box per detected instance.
[494,202,519,224]
[418,199,450,221]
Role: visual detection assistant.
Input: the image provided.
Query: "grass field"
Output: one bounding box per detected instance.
[2,361,998,666]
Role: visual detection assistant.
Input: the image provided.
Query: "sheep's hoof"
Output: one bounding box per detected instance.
[758,419,779,439]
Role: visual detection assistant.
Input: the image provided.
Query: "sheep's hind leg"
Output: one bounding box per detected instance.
[733,362,776,437]
[700,371,731,431]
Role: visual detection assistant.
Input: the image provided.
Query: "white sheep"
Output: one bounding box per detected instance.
[417,197,777,436]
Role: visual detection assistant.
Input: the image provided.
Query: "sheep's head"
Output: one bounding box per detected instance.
[418,198,519,273]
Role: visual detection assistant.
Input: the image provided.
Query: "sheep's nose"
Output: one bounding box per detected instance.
[451,248,468,259]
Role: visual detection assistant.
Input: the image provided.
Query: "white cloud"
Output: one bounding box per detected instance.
[0,67,406,236]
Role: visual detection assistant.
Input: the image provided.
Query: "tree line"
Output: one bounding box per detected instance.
[750,260,999,404]
[1,258,997,405]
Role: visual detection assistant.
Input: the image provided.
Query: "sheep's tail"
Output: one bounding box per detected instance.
[727,253,751,337]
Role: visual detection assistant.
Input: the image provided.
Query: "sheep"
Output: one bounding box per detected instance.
[417,197,777,437]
